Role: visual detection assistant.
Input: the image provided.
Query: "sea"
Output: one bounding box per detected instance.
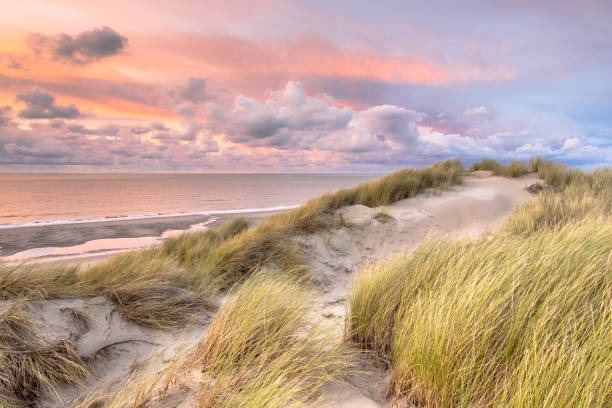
[0,173,380,227]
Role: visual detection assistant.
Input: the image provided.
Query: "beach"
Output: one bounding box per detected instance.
[0,173,380,262]
[3,160,610,408]
[0,210,283,261]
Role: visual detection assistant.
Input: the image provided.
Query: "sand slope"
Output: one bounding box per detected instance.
[12,172,537,407]
[302,172,537,407]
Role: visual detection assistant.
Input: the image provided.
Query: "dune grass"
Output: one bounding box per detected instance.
[0,301,88,407]
[0,160,464,322]
[348,160,612,407]
[470,158,526,177]
[0,251,209,329]
[191,273,353,408]
[0,158,462,405]
[349,220,611,407]
[66,273,356,408]
[505,159,611,235]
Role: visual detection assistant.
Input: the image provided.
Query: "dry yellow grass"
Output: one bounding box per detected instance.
[0,301,88,407]
[192,273,354,408]
[470,158,526,177]
[348,162,612,407]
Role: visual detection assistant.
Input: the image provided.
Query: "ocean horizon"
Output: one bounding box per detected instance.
[0,173,380,227]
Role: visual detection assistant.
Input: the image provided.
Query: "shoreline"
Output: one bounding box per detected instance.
[0,209,283,260]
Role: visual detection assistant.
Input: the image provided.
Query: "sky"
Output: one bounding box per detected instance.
[0,0,610,172]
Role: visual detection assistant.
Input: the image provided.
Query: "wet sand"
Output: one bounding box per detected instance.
[0,210,281,258]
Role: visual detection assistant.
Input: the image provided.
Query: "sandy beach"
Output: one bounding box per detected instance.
[0,210,283,261]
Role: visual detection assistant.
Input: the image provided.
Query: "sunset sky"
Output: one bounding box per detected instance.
[0,0,610,172]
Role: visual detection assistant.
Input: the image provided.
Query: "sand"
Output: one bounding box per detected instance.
[5,171,539,407]
[303,171,538,407]
[0,210,280,262]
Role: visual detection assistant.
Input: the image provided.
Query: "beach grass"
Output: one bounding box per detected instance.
[0,251,210,329]
[191,272,354,408]
[347,162,612,407]
[349,220,611,407]
[470,158,526,177]
[506,158,611,234]
[0,159,464,322]
[0,301,88,407]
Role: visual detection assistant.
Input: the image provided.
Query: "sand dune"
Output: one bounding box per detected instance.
[7,171,538,407]
[305,172,537,407]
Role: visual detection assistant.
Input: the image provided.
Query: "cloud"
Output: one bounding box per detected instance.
[206,81,352,148]
[562,137,582,150]
[7,59,24,70]
[0,118,220,168]
[173,77,209,103]
[16,88,81,119]
[66,123,120,136]
[206,81,427,158]
[0,106,11,126]
[28,26,127,65]
[4,138,72,159]
[151,122,170,131]
[1,81,610,171]
[176,120,202,141]
[131,126,152,135]
[464,106,490,117]
[175,104,195,118]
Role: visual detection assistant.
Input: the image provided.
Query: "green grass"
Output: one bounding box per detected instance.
[348,161,612,407]
[191,273,354,408]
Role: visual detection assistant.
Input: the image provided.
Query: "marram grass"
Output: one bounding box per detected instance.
[505,162,611,235]
[192,273,354,408]
[0,301,88,407]
[0,159,464,325]
[470,158,526,178]
[348,220,612,407]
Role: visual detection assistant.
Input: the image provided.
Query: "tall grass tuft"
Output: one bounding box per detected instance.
[192,273,354,407]
[330,159,463,208]
[470,158,526,177]
[0,251,209,328]
[348,221,612,407]
[0,301,88,407]
[506,160,611,234]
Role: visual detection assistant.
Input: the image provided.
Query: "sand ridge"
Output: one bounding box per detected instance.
[11,172,538,407]
[303,172,538,407]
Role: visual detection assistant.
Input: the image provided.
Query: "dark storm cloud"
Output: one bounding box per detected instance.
[28,26,127,65]
[16,88,81,119]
